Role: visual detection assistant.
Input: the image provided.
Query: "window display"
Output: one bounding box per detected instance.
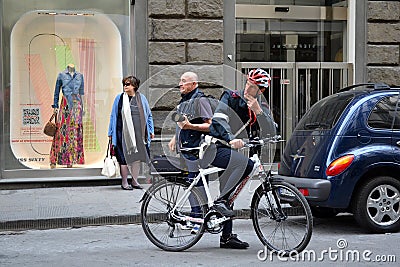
[9,11,124,169]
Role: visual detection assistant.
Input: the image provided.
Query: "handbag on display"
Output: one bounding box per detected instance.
[43,113,57,137]
[101,140,120,178]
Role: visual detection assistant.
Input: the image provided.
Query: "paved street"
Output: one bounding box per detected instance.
[1,217,399,267]
[0,183,399,266]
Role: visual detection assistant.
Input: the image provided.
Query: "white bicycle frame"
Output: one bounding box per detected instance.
[170,139,264,223]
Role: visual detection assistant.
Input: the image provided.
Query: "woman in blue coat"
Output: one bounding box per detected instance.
[108,76,154,190]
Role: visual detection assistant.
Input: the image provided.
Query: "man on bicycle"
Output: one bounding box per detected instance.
[209,68,277,249]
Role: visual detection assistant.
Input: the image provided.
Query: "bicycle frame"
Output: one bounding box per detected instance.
[169,135,282,224]
[170,166,224,223]
[170,151,264,223]
[228,153,264,206]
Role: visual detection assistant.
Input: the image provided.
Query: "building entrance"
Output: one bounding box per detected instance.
[233,2,351,162]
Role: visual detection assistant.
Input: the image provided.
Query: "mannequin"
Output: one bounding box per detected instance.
[67,63,75,76]
[50,64,85,168]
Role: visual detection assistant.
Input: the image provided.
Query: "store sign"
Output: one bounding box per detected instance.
[272,43,318,50]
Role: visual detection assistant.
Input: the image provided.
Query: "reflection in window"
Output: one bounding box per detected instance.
[368,96,399,130]
[296,93,353,130]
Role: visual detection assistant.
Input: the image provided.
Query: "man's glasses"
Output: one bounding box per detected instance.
[124,83,131,87]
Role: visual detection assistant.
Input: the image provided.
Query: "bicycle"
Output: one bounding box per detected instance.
[140,135,313,254]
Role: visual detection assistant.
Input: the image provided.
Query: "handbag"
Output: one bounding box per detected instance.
[101,140,120,178]
[43,113,57,137]
[110,144,121,177]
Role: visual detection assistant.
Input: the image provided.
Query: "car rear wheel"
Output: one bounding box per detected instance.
[353,176,400,233]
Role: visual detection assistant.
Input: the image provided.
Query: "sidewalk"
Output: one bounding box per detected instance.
[0,179,261,231]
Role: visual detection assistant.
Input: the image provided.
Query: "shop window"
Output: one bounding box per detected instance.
[8,11,123,169]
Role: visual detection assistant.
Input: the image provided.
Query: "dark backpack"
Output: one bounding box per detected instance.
[193,94,219,118]
[178,91,219,120]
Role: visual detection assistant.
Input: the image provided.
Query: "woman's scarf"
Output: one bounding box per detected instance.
[135,92,147,143]
[122,93,138,153]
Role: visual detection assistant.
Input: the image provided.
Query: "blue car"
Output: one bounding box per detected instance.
[276,83,400,233]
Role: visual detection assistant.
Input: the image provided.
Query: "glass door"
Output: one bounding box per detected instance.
[236,18,346,63]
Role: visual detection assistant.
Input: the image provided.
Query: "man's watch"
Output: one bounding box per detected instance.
[256,110,265,117]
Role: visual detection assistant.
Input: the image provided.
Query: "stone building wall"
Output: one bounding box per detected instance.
[146,0,224,135]
[367,1,400,86]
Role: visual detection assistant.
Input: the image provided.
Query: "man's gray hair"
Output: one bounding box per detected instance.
[183,71,198,83]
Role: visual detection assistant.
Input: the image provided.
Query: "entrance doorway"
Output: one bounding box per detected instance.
[233,3,351,163]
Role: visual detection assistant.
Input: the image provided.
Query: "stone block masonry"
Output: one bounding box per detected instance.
[367,1,400,86]
[146,0,225,134]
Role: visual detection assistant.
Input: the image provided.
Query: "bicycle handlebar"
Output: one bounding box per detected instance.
[179,135,283,153]
[243,135,283,148]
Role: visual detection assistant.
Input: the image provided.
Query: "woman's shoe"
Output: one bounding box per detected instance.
[121,185,133,190]
[131,184,143,190]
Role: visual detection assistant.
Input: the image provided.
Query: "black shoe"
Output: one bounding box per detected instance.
[213,200,234,217]
[220,234,249,249]
[121,185,133,190]
[131,184,143,190]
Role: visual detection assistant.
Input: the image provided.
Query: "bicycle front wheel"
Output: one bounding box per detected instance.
[251,181,313,256]
[141,179,207,251]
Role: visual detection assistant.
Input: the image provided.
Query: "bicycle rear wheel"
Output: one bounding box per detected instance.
[251,181,313,256]
[141,179,207,251]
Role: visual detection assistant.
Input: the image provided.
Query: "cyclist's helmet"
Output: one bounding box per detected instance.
[247,68,271,89]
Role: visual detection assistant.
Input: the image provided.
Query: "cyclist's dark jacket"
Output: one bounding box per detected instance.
[210,90,276,142]
[176,88,213,150]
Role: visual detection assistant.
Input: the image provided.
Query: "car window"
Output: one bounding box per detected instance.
[368,95,399,129]
[296,93,354,130]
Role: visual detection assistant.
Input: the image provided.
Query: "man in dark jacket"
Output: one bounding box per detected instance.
[168,71,213,234]
[209,68,277,249]
[168,71,213,156]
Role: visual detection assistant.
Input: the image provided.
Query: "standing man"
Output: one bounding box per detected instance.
[209,68,277,249]
[168,71,213,234]
[168,72,212,153]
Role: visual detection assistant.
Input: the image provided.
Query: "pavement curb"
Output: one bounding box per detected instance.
[0,210,251,231]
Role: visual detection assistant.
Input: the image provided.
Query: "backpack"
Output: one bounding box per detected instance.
[193,93,219,119]
[178,91,219,120]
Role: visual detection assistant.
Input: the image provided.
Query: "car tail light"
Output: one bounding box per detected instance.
[326,155,354,176]
[299,188,309,196]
